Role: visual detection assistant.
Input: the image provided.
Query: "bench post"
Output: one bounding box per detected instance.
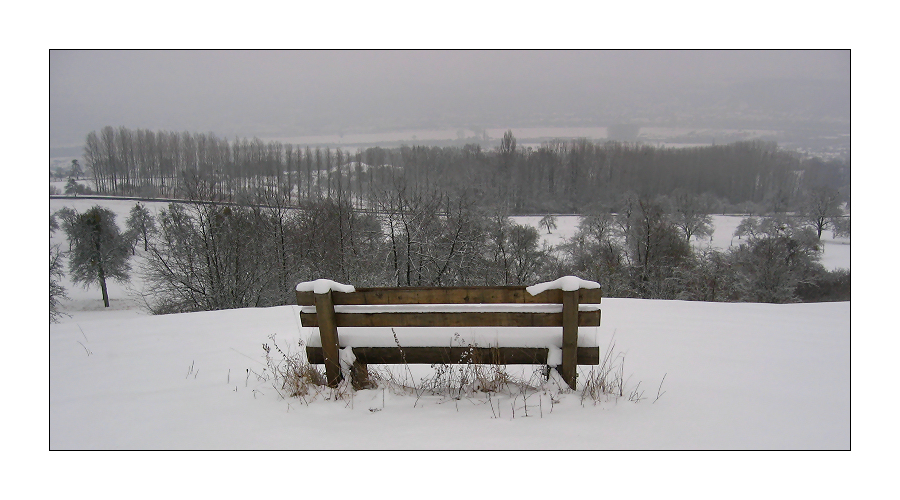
[314,290,343,388]
[350,360,373,390]
[559,289,579,390]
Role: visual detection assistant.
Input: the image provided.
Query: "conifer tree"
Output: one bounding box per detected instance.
[125,202,157,252]
[63,206,131,307]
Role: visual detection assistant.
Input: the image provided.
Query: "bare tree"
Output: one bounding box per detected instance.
[505,223,546,285]
[486,213,514,285]
[142,200,276,313]
[497,130,517,207]
[831,216,851,238]
[623,198,691,299]
[560,212,631,297]
[125,202,157,252]
[482,213,547,285]
[50,214,68,322]
[64,178,80,196]
[800,186,843,239]
[372,179,487,287]
[50,245,68,321]
[669,189,714,243]
[429,193,487,286]
[539,214,557,234]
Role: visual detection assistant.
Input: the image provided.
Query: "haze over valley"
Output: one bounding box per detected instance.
[50,50,849,161]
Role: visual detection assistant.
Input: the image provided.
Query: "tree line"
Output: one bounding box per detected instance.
[80,126,849,215]
[52,126,848,319]
[51,179,849,321]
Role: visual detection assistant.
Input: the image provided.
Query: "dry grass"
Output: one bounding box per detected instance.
[580,336,626,404]
[264,330,656,412]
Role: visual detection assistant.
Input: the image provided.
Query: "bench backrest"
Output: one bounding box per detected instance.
[296,286,602,328]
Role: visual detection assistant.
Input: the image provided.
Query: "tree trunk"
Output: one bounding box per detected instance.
[99,269,110,307]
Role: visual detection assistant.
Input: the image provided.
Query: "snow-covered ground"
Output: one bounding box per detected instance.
[50,295,849,450]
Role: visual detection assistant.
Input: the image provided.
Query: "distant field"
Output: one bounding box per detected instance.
[512,214,850,271]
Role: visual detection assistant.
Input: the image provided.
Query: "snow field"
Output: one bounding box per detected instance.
[50,298,849,449]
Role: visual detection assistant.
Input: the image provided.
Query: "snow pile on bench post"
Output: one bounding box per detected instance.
[546,345,563,367]
[339,346,356,385]
[525,276,601,295]
[295,279,356,294]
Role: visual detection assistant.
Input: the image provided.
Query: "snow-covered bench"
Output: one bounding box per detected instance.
[295,277,602,390]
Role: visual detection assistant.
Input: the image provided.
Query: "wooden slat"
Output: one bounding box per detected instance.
[300,310,601,328]
[296,286,601,307]
[307,346,601,365]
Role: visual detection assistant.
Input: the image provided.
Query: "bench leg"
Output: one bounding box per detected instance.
[315,291,343,388]
[560,290,578,390]
[351,360,374,390]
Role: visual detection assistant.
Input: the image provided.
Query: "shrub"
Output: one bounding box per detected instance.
[795,268,850,302]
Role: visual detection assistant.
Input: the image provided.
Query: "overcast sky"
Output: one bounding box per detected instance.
[50,50,849,149]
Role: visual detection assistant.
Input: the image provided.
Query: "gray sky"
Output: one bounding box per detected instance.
[50,50,849,149]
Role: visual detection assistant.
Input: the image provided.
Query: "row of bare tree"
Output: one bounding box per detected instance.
[81,126,849,215]
[133,175,551,313]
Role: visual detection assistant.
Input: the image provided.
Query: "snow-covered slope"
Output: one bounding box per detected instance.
[50,298,849,450]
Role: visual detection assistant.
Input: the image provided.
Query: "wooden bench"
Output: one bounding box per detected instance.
[295,277,602,391]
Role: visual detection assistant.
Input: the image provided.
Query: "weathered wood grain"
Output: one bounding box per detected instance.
[296,286,601,307]
[299,310,601,328]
